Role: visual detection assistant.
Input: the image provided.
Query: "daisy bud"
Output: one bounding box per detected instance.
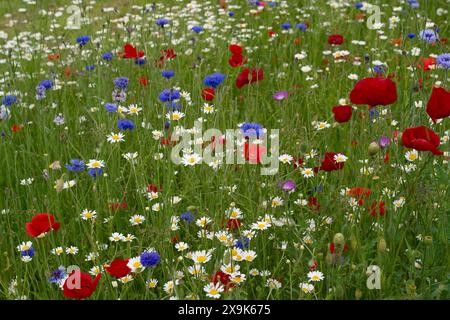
[333,233,345,245]
[424,236,433,245]
[368,141,380,156]
[377,238,387,253]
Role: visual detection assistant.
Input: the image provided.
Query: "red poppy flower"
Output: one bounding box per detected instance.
[330,243,349,254]
[417,57,436,72]
[202,87,215,101]
[138,76,148,86]
[236,68,250,88]
[25,213,60,238]
[229,44,243,55]
[369,201,386,217]
[212,271,234,291]
[48,53,60,61]
[236,67,264,89]
[105,259,131,278]
[122,43,145,59]
[308,196,320,211]
[108,201,127,211]
[226,218,241,230]
[229,54,244,68]
[11,124,24,133]
[160,48,176,63]
[401,126,443,156]
[244,142,267,164]
[328,34,344,45]
[293,156,304,169]
[268,30,277,37]
[350,77,397,107]
[63,271,101,300]
[314,152,345,173]
[332,105,353,123]
[308,259,318,270]
[347,187,371,205]
[426,86,450,123]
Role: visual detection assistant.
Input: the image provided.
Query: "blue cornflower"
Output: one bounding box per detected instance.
[48,267,66,284]
[240,122,265,138]
[268,1,277,7]
[104,103,118,112]
[162,70,175,79]
[203,72,226,88]
[140,251,160,267]
[228,12,235,17]
[88,168,103,178]
[156,18,169,27]
[419,29,438,43]
[373,65,386,75]
[407,0,419,8]
[2,95,17,106]
[39,80,53,90]
[20,247,35,257]
[166,101,182,111]
[407,33,416,39]
[355,2,364,9]
[296,23,308,31]
[85,65,95,71]
[113,77,129,90]
[118,119,134,130]
[102,52,113,61]
[437,53,450,69]
[235,237,250,249]
[36,86,46,100]
[76,35,90,46]
[180,211,196,224]
[65,159,85,172]
[135,58,146,65]
[164,121,171,130]
[281,23,292,30]
[159,89,181,102]
[192,26,203,33]
[369,108,380,119]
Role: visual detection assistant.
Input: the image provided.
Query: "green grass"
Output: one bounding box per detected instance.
[0,0,449,300]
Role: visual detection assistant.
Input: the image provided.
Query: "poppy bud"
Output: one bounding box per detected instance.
[333,233,345,245]
[397,132,403,145]
[355,289,363,300]
[368,141,380,156]
[424,236,433,245]
[350,234,358,250]
[377,238,387,253]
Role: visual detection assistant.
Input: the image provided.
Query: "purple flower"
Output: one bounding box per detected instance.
[279,180,296,192]
[272,91,289,101]
[379,136,390,148]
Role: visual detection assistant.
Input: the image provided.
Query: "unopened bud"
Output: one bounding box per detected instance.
[377,238,387,253]
[368,141,380,156]
[355,289,363,300]
[424,236,433,245]
[333,233,345,245]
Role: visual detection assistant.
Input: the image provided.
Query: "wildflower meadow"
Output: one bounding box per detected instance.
[0,0,449,301]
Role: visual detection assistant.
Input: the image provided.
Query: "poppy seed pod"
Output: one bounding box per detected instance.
[333,233,345,245]
[325,253,333,265]
[368,141,380,156]
[424,236,433,245]
[377,238,387,253]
